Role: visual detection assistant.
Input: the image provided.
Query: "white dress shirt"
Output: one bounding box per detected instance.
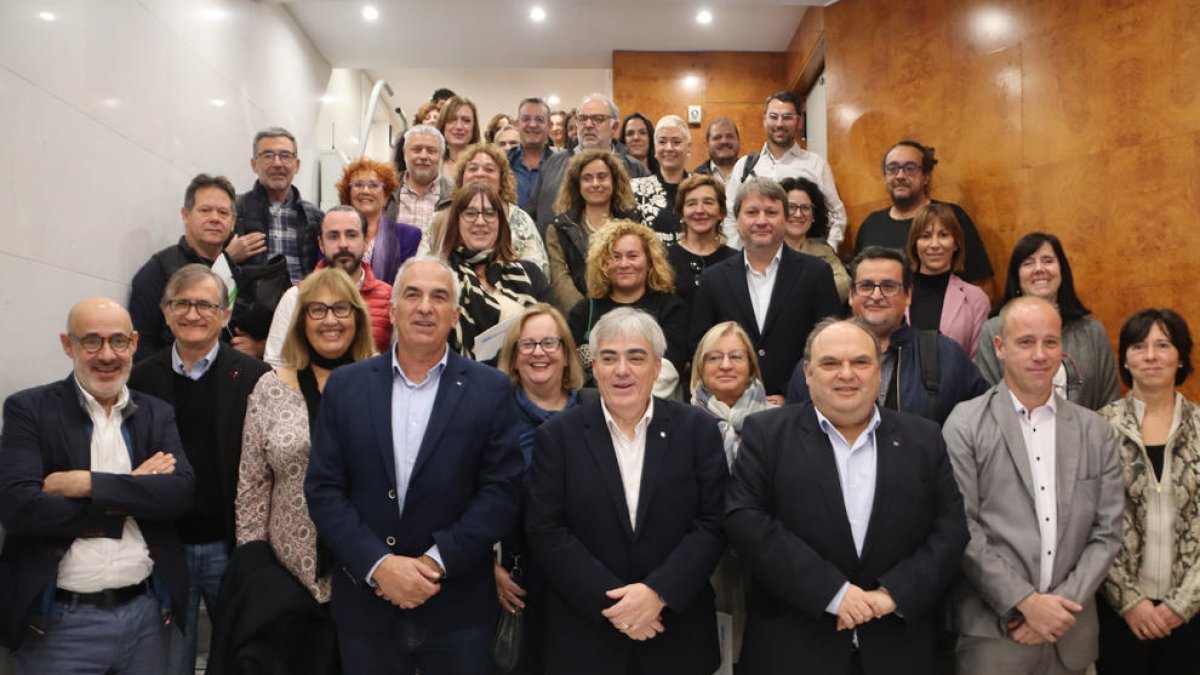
[601,398,655,531]
[1011,391,1058,592]
[744,247,783,333]
[56,382,154,592]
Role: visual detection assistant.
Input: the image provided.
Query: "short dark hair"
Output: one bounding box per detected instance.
[1000,232,1091,321]
[1118,308,1194,387]
[881,139,937,175]
[183,174,236,211]
[765,91,801,113]
[705,118,739,141]
[322,204,367,238]
[778,176,829,242]
[431,88,456,103]
[849,246,913,289]
[518,97,551,118]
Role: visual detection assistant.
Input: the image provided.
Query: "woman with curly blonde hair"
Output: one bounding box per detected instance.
[335,158,420,286]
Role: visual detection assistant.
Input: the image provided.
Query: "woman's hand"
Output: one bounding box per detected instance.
[1123,598,1172,640]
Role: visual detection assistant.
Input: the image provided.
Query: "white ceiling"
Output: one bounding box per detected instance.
[282,0,820,70]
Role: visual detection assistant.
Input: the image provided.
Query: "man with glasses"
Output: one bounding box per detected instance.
[529,93,652,237]
[853,139,996,300]
[788,246,988,425]
[508,97,560,213]
[0,297,194,674]
[721,91,847,249]
[229,127,324,283]
[264,206,395,367]
[128,265,270,675]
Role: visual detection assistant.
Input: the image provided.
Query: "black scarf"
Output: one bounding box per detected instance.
[447,247,540,358]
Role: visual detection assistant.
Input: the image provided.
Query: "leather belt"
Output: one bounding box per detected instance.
[55,581,149,609]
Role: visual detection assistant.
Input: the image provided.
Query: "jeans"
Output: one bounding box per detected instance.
[338,621,492,675]
[14,592,168,675]
[170,541,228,675]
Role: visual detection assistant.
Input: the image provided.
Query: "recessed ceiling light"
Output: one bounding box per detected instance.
[547,95,560,106]
[683,74,701,90]
[696,9,713,25]
[362,5,379,21]
[530,6,546,22]
[38,11,56,21]
[210,99,226,107]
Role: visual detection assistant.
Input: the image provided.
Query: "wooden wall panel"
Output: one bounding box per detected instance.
[825,0,1200,398]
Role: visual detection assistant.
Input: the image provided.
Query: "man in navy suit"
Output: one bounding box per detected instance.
[305,256,524,674]
[727,318,968,675]
[0,297,194,674]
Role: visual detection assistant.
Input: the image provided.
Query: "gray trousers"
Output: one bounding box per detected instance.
[957,635,1086,675]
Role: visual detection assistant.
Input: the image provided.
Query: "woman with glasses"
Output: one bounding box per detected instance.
[619,112,657,174]
[666,174,736,314]
[336,158,420,287]
[231,268,375,672]
[435,95,481,180]
[631,115,691,247]
[904,202,990,357]
[974,232,1120,409]
[492,304,595,675]
[545,149,639,314]
[779,176,850,304]
[1097,308,1200,674]
[440,182,548,359]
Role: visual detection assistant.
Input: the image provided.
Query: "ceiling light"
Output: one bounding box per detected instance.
[38,11,56,21]
[209,99,226,107]
[547,95,560,106]
[696,9,713,25]
[362,5,379,21]
[683,74,701,90]
[530,6,546,22]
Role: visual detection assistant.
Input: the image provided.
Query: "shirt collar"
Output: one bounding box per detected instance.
[813,405,882,446]
[1008,388,1057,416]
[171,341,221,379]
[73,375,133,419]
[743,245,783,273]
[759,141,806,161]
[600,397,655,440]
[391,345,450,388]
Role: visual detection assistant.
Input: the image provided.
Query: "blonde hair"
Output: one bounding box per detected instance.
[280,268,377,369]
[453,143,517,204]
[584,219,675,298]
[553,149,635,216]
[497,304,585,391]
[689,321,762,393]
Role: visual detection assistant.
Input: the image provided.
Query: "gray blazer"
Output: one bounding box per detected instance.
[943,382,1124,671]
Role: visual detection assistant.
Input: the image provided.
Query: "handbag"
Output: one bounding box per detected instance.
[493,555,525,673]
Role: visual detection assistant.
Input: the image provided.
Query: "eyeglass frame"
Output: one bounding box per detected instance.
[163,298,225,319]
[305,301,354,320]
[852,280,907,298]
[68,332,135,353]
[255,150,297,163]
[883,162,923,178]
[516,337,564,355]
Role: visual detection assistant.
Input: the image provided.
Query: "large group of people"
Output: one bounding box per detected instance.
[0,84,1194,675]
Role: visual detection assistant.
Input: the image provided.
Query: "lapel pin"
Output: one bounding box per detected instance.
[456,380,462,386]
[231,370,239,379]
[660,431,666,438]
[892,440,899,446]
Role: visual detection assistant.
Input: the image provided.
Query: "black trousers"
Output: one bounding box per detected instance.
[1096,596,1200,674]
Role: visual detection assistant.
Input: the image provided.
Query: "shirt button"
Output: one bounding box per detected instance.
[758,349,766,357]
[386,536,396,546]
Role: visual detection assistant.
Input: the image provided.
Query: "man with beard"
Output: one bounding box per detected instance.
[385,125,454,238]
[853,140,996,300]
[721,92,847,249]
[692,118,741,184]
[228,127,324,284]
[0,298,194,674]
[264,206,394,366]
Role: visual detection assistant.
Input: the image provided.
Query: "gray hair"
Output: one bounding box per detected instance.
[589,308,666,359]
[654,114,691,143]
[580,93,620,121]
[733,176,787,218]
[403,124,446,154]
[390,255,461,309]
[161,263,230,309]
[517,97,551,118]
[252,127,297,156]
[802,317,881,365]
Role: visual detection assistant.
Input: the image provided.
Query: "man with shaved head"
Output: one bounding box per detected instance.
[0,297,194,674]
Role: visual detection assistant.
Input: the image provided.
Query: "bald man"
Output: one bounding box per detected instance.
[0,297,194,674]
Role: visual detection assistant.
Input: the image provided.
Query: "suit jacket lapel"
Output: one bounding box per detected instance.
[633,401,670,538]
[800,407,859,559]
[992,384,1037,502]
[57,378,93,468]
[411,352,468,481]
[370,355,398,486]
[725,258,761,341]
[760,248,795,337]
[860,416,899,563]
[1054,400,1081,545]
[582,404,635,538]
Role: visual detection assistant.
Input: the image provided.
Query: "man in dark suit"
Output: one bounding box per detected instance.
[526,307,728,675]
[727,317,968,675]
[690,176,841,401]
[0,297,194,673]
[127,264,270,675]
[305,256,524,675]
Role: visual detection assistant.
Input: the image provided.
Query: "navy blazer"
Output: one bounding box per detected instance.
[726,404,968,675]
[304,349,523,634]
[689,246,842,396]
[526,398,728,675]
[0,376,195,649]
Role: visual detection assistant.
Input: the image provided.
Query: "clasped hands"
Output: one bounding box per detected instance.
[373,554,444,609]
[835,584,897,631]
[1006,593,1083,645]
[43,451,177,498]
[601,583,666,641]
[1121,598,1184,641]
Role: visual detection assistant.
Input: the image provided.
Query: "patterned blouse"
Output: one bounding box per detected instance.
[236,370,331,603]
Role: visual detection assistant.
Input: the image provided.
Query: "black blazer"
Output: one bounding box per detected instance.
[526,398,728,675]
[0,377,195,649]
[689,246,841,396]
[725,404,968,675]
[128,342,271,547]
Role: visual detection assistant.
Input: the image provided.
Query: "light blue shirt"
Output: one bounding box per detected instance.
[170,341,220,381]
[817,406,882,615]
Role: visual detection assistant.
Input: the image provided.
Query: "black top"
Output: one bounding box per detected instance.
[667,243,738,313]
[172,367,223,544]
[568,291,689,373]
[1146,443,1166,482]
[910,271,951,331]
[854,201,994,282]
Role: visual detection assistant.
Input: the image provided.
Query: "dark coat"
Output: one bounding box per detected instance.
[234,181,323,274]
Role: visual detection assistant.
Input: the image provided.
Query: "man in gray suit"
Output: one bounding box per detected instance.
[943,296,1123,674]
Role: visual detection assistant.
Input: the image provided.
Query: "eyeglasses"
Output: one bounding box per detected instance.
[70,333,134,353]
[765,112,799,122]
[883,162,922,177]
[256,150,296,163]
[516,337,563,354]
[305,301,353,320]
[462,208,499,223]
[703,350,748,366]
[576,114,612,126]
[786,202,813,216]
[518,115,546,124]
[351,180,384,191]
[852,280,905,297]
[165,299,223,318]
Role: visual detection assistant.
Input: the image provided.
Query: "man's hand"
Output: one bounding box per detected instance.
[863,589,896,618]
[224,232,267,263]
[1015,593,1081,642]
[231,329,266,359]
[494,562,526,613]
[835,584,876,631]
[43,470,92,498]
[132,452,176,476]
[765,394,787,407]
[371,555,441,609]
[1006,617,1052,645]
[602,583,666,641]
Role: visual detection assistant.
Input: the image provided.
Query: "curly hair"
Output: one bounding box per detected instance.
[439,181,514,262]
[584,219,675,298]
[553,149,635,216]
[453,143,517,205]
[778,176,830,242]
[414,100,440,126]
[336,158,399,207]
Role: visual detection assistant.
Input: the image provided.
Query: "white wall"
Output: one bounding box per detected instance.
[804,73,828,159]
[0,0,332,402]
